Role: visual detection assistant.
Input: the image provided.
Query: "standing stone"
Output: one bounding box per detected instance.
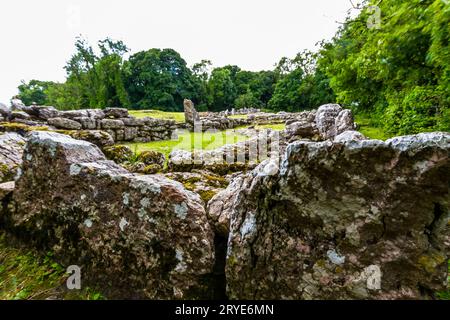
[335,109,356,136]
[184,99,200,125]
[315,104,342,140]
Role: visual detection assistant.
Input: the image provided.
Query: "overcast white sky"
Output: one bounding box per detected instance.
[0,0,362,104]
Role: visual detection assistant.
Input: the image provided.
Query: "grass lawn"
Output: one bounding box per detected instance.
[129,110,185,123]
[354,115,393,141]
[123,129,249,159]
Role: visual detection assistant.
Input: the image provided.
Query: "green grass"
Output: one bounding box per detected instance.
[0,232,104,300]
[129,110,185,123]
[254,123,286,131]
[437,260,450,300]
[354,115,393,141]
[123,129,248,159]
[228,114,248,119]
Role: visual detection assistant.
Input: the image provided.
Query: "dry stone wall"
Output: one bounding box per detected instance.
[0,105,177,143]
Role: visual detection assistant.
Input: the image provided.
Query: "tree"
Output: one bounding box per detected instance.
[192,60,213,111]
[269,68,305,112]
[235,89,260,109]
[123,48,200,111]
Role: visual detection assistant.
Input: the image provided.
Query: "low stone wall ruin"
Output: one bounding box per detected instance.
[1,105,177,143]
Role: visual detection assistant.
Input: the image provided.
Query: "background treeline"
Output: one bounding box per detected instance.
[17,0,449,134]
[18,42,332,114]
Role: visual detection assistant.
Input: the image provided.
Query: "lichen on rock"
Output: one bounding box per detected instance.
[10,131,215,299]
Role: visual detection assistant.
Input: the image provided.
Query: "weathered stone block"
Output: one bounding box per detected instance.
[101,119,124,129]
[124,126,138,141]
[104,108,128,119]
[11,131,215,299]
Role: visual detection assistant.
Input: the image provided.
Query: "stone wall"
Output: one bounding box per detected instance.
[1,105,177,143]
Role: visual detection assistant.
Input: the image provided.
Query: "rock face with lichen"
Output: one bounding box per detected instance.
[10,131,215,299]
[0,132,26,182]
[165,170,230,205]
[225,132,450,300]
[169,130,284,174]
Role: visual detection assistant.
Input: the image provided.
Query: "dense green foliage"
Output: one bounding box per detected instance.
[318,0,450,134]
[123,49,201,111]
[16,0,450,134]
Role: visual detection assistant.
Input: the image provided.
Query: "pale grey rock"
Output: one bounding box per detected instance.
[184,99,200,125]
[334,130,367,143]
[0,132,26,182]
[74,117,97,130]
[48,117,82,130]
[104,108,129,119]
